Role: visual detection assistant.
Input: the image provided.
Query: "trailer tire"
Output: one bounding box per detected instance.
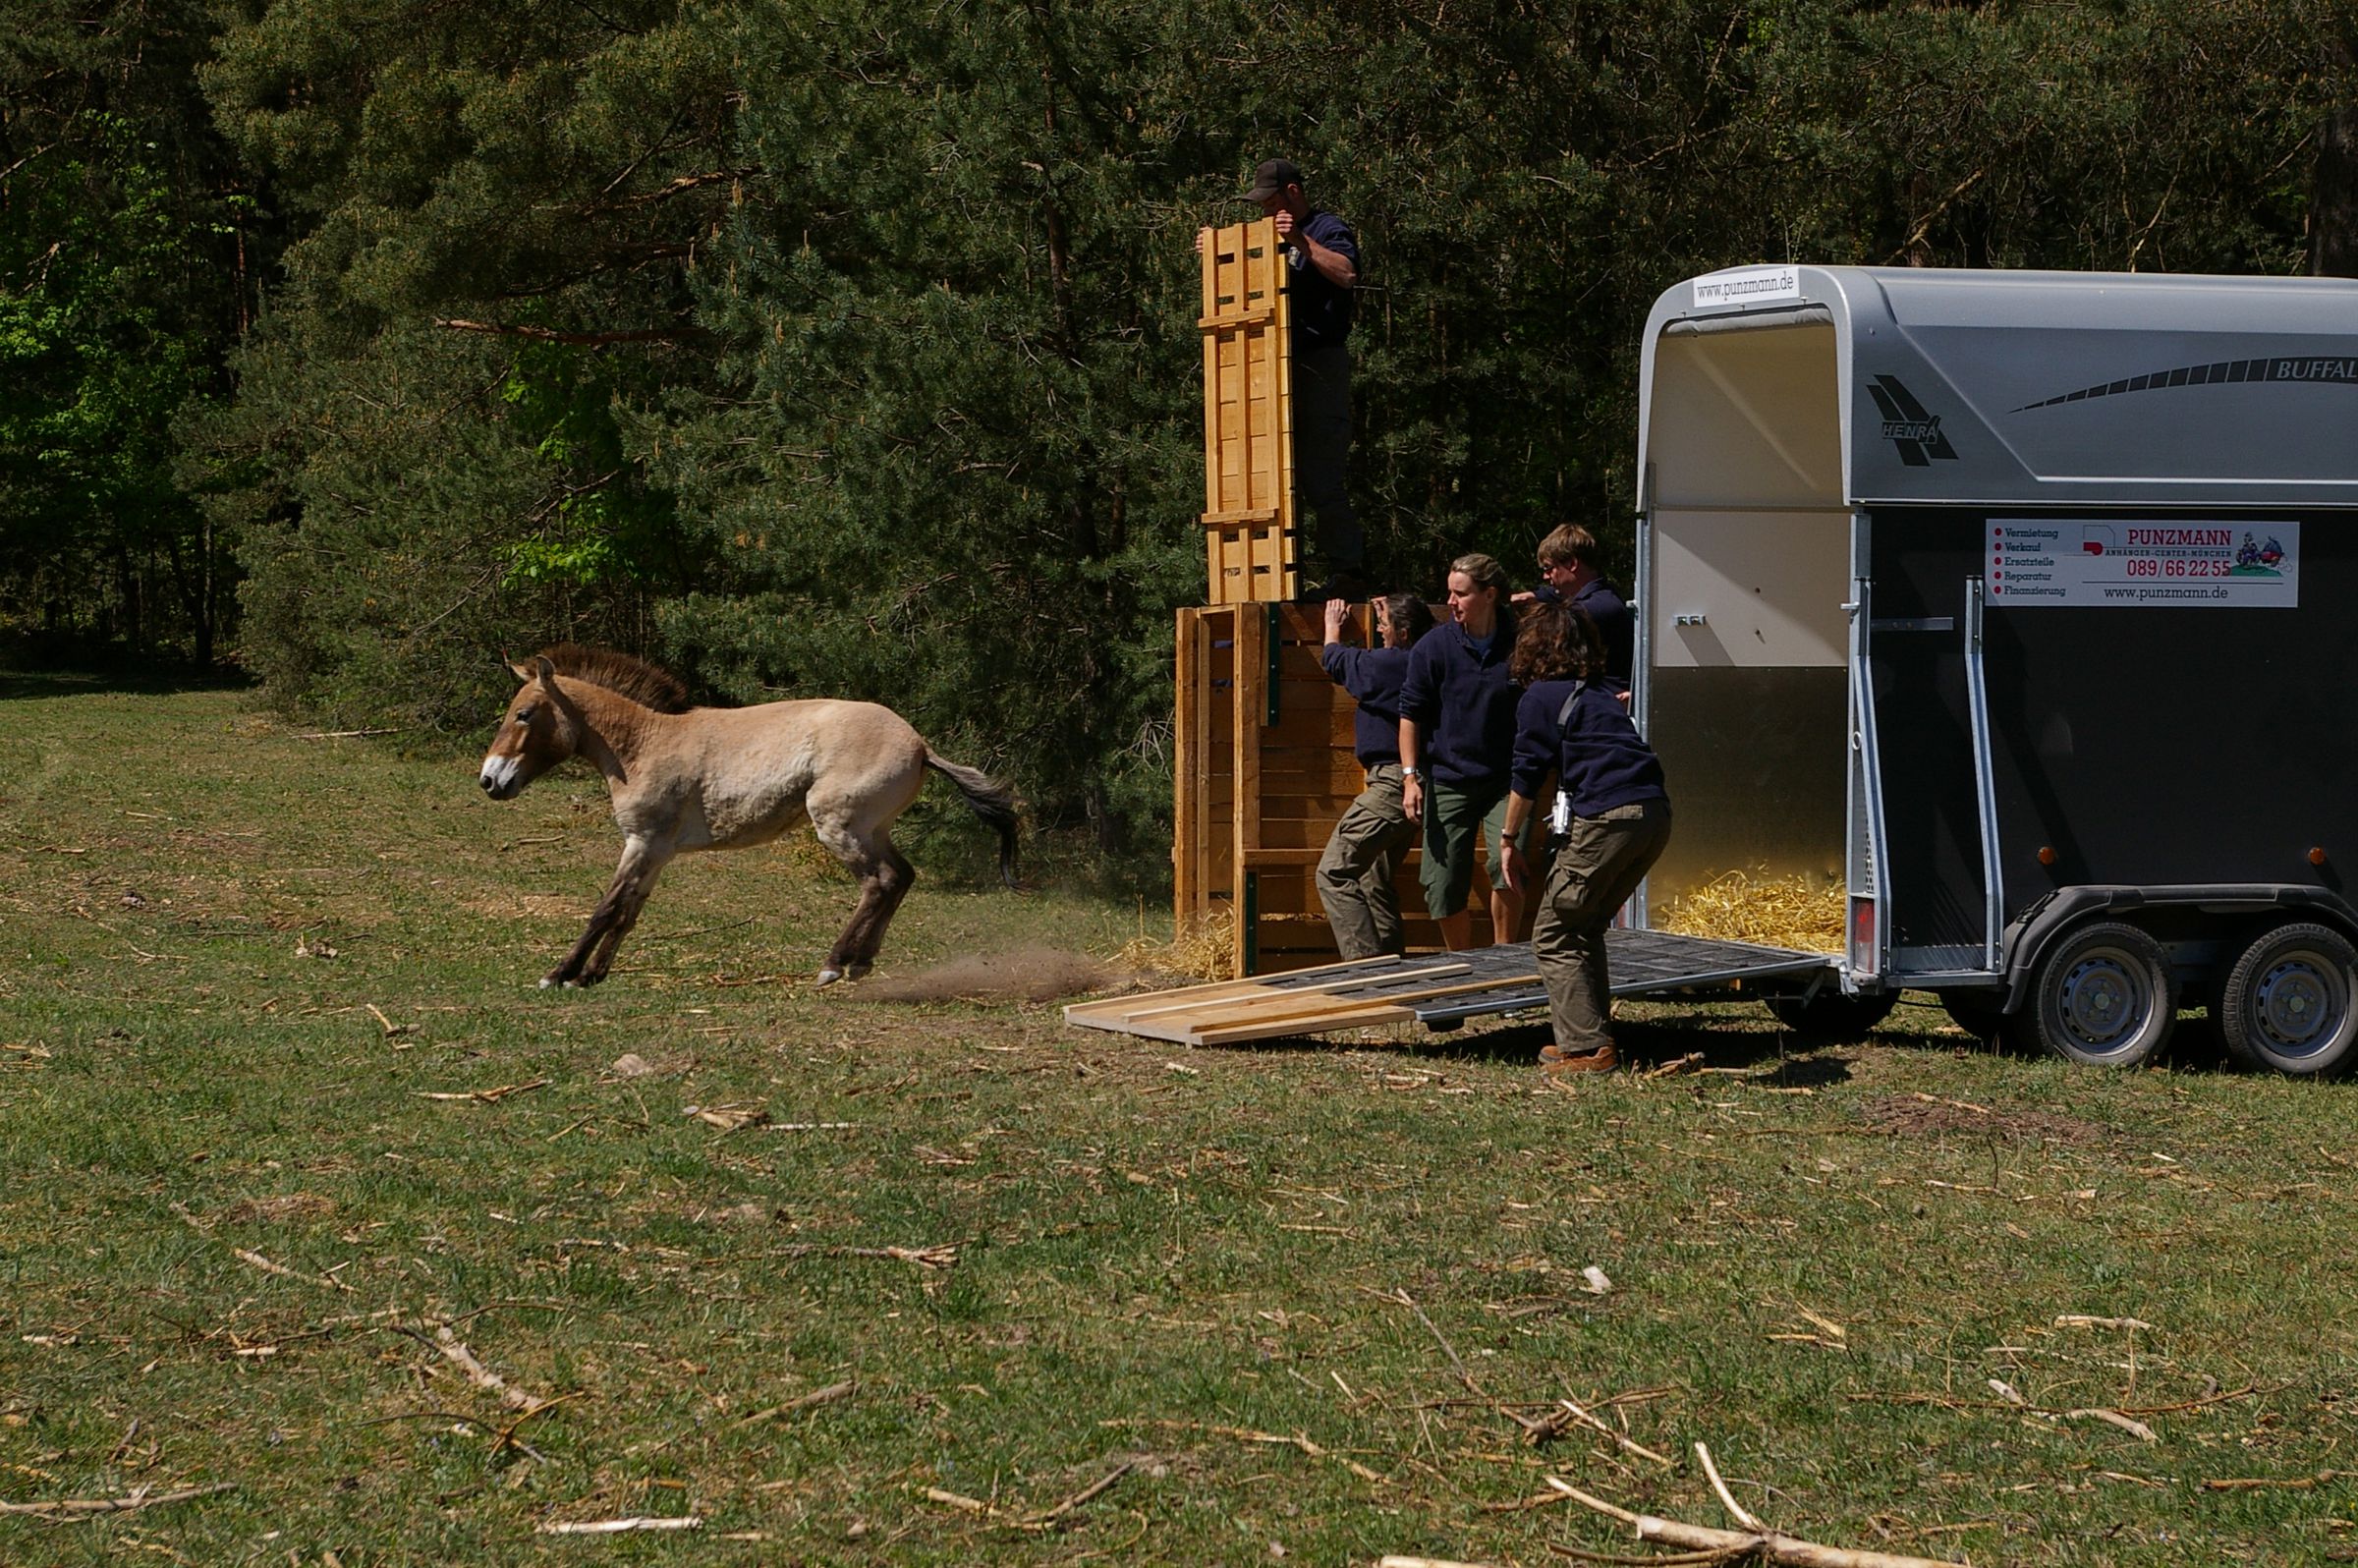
[1767,991,1896,1042]
[2216,923,2358,1077]
[2017,921,2175,1068]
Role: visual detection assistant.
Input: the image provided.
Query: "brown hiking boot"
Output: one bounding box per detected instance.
[1539,1042,1616,1074]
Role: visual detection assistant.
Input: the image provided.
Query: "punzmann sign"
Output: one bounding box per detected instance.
[1987,521,2301,607]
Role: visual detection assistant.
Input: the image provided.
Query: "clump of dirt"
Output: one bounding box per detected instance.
[853,946,1117,1004]
[1857,1092,2107,1146]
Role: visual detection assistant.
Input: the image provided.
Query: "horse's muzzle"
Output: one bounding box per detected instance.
[478,756,526,799]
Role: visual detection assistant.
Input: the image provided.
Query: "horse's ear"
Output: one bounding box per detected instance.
[502,651,534,684]
[531,654,558,685]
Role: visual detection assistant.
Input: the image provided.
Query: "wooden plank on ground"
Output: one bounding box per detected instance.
[1063,954,1414,1029]
[1149,973,1540,1036]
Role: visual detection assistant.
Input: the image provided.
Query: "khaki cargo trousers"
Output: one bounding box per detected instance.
[1316,761,1421,959]
[1533,799,1673,1051]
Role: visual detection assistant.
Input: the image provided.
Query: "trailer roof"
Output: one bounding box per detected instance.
[1641,265,2358,508]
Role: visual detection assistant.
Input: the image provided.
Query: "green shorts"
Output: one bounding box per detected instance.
[1417,779,1512,921]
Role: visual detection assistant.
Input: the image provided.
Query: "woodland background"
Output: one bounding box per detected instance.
[5,0,2355,847]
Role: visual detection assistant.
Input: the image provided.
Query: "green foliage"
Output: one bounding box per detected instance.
[0,3,259,661]
[16,0,2354,849]
[198,0,731,725]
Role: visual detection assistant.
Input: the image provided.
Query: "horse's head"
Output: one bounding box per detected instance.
[479,655,584,801]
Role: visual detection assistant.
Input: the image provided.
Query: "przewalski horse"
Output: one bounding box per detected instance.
[477,645,1018,988]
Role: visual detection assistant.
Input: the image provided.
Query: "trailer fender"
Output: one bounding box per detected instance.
[2001,885,2358,1014]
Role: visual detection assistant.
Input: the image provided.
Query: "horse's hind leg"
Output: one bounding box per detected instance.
[811,819,917,986]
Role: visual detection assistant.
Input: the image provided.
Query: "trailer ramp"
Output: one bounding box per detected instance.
[1064,931,1833,1046]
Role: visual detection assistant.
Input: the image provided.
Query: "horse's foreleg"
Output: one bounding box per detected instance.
[583,857,669,983]
[545,835,673,989]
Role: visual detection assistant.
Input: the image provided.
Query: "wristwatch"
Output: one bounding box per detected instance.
[1401,766,1421,779]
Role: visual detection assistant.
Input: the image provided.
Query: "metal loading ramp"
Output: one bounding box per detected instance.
[1064,930,1834,1046]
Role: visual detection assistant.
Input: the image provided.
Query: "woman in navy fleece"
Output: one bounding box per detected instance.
[1499,600,1672,1073]
[1397,553,1527,950]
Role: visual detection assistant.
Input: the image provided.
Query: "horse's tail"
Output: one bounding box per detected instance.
[925,752,1022,889]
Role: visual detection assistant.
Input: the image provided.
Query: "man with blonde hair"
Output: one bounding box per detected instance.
[1523,524,1632,681]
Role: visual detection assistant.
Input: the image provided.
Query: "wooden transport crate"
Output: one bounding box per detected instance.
[1198,217,1298,605]
[1173,602,1503,976]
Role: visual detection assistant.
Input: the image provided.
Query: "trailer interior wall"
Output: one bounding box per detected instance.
[1644,320,1849,914]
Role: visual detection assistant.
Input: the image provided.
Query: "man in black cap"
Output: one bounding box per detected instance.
[1242,157,1364,593]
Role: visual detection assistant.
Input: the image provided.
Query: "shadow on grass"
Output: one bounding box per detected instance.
[0,665,253,703]
[1165,991,2257,1084]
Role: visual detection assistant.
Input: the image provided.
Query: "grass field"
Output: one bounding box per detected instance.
[4,673,2357,1566]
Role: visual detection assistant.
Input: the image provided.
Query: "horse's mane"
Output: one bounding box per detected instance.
[534,644,695,713]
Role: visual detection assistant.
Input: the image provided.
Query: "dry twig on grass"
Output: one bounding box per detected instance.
[2202,1470,2352,1490]
[916,1463,1140,1535]
[689,1102,769,1131]
[730,1379,857,1430]
[415,1078,548,1103]
[535,1516,702,1535]
[1523,1397,1673,1466]
[1546,1475,1971,1568]
[771,1242,959,1269]
[1021,1459,1138,1529]
[168,1203,355,1293]
[2053,1406,2158,1442]
[425,1324,552,1415]
[1377,1287,1556,1443]
[0,1482,237,1518]
[1100,1418,1384,1484]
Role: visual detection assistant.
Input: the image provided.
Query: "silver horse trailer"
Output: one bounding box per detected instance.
[1636,264,2358,1072]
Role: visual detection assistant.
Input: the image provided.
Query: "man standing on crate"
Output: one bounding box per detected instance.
[1243,157,1365,595]
[1317,592,1433,959]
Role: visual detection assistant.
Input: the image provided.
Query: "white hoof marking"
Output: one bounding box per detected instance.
[816,968,843,986]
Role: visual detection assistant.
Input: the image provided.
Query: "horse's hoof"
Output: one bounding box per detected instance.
[816,968,843,986]
[538,976,559,989]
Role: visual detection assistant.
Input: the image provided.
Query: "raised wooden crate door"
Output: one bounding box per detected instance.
[1198,218,1296,605]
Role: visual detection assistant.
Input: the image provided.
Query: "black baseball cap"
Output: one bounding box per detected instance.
[1242,158,1303,201]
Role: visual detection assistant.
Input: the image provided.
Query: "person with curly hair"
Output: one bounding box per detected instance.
[1500,599,1672,1074]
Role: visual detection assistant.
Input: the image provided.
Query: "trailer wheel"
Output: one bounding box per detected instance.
[2216,923,2358,1077]
[1766,990,1896,1042]
[2018,921,2175,1067]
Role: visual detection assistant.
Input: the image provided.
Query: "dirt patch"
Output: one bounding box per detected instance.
[1857,1092,2108,1146]
[459,892,588,920]
[853,946,1119,1005]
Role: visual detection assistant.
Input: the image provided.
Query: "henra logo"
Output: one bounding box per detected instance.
[1867,374,1958,467]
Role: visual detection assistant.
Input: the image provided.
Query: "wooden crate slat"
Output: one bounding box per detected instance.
[1200,218,1296,605]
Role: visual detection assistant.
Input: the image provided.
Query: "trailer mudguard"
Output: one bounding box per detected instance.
[2000,884,2358,1012]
